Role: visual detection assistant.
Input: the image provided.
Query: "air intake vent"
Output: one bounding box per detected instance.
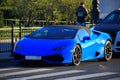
[43,54,64,62]
[95,52,100,56]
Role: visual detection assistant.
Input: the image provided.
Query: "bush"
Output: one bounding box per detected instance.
[0,11,4,28]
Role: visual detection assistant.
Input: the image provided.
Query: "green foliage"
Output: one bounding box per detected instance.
[15,19,20,26]
[1,0,92,27]
[0,11,4,28]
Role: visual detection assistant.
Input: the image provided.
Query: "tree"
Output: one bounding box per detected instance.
[1,0,92,27]
[11,0,40,26]
[0,0,13,27]
[0,11,4,27]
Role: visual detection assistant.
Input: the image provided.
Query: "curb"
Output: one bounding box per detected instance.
[0,52,13,60]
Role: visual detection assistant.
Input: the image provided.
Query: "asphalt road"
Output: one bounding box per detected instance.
[0,57,120,80]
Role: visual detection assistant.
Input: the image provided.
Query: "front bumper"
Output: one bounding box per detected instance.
[13,52,72,64]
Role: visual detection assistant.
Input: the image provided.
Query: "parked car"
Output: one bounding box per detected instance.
[13,25,112,66]
[113,31,120,53]
[94,9,120,43]
[94,9,120,53]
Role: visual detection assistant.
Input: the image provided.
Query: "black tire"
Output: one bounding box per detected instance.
[72,45,82,66]
[99,40,112,61]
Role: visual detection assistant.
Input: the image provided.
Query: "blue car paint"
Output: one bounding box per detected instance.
[94,9,120,51]
[81,30,111,61]
[14,38,76,63]
[13,26,112,64]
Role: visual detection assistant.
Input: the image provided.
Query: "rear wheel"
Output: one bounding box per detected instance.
[99,40,112,61]
[72,45,82,66]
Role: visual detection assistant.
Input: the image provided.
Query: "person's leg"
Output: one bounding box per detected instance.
[76,22,80,26]
[81,22,86,27]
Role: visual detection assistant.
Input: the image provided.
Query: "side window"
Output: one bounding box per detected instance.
[116,13,120,24]
[78,29,90,41]
[102,13,116,23]
[102,12,120,24]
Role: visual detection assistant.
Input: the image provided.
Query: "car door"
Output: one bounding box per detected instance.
[78,28,97,61]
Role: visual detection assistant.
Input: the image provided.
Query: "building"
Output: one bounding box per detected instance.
[99,0,120,18]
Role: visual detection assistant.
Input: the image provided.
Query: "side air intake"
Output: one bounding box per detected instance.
[95,51,100,56]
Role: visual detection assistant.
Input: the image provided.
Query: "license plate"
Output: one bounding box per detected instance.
[25,56,42,60]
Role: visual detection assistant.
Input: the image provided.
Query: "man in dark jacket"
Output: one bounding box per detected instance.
[76,2,88,26]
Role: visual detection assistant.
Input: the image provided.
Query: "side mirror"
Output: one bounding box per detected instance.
[24,34,29,37]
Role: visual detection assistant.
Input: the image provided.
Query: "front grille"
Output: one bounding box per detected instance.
[13,53,25,60]
[43,54,64,62]
[117,42,120,46]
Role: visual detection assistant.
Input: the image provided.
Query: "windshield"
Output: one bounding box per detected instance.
[101,12,120,24]
[27,27,78,39]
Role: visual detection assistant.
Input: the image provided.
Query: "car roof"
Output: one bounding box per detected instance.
[44,25,91,35]
[44,25,85,30]
[112,9,120,14]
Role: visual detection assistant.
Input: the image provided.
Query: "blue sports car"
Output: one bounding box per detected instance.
[13,25,113,66]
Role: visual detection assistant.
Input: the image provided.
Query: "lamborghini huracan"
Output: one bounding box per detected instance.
[13,25,113,66]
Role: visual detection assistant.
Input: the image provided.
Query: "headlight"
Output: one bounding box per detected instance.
[53,46,65,51]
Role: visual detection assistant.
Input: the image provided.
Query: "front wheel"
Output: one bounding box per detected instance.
[72,45,82,66]
[104,40,113,61]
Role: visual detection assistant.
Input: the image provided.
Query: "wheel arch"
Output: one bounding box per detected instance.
[107,39,112,43]
[76,43,82,50]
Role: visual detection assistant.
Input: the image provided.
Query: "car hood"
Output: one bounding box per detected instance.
[15,38,75,56]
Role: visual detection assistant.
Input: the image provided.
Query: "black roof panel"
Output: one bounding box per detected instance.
[45,25,85,30]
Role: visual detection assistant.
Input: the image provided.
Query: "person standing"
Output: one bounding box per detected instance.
[76,2,88,26]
